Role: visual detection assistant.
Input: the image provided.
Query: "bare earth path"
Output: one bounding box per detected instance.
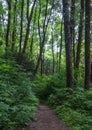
[26,104,69,130]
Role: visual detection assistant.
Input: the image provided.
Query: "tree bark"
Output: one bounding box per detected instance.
[75,0,84,68]
[59,22,63,73]
[20,0,37,64]
[26,0,29,22]
[12,0,17,52]
[70,0,75,67]
[22,0,37,54]
[19,0,24,53]
[62,0,73,88]
[85,0,91,90]
[6,0,11,48]
[30,8,37,55]
[34,0,54,75]
[51,23,55,74]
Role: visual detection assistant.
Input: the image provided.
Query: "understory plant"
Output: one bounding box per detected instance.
[47,87,92,130]
[32,73,92,130]
[0,58,39,130]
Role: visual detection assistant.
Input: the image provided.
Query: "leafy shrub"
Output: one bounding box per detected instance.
[0,58,39,130]
[47,84,92,129]
[55,105,92,130]
[47,87,74,108]
[33,73,66,101]
[33,74,52,100]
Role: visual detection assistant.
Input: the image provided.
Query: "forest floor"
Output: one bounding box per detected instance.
[26,104,69,130]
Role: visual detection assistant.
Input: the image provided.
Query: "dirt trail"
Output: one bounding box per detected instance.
[26,104,69,130]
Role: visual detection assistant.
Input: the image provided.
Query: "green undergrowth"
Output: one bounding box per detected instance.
[32,73,66,101]
[0,58,39,130]
[32,74,92,130]
[52,88,92,130]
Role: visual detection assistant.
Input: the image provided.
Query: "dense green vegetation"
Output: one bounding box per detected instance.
[33,74,92,130]
[0,0,92,130]
[0,57,39,130]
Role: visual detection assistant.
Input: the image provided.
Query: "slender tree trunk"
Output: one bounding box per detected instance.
[85,0,91,90]
[56,42,59,72]
[70,0,75,67]
[20,0,36,64]
[62,0,73,88]
[91,64,92,82]
[42,50,45,74]
[75,0,84,68]
[51,21,55,73]
[34,0,54,75]
[41,53,43,75]
[35,3,41,74]
[30,8,37,55]
[22,0,37,54]
[6,0,11,48]
[26,0,29,22]
[0,13,4,45]
[12,0,17,52]
[19,0,24,53]
[59,22,63,72]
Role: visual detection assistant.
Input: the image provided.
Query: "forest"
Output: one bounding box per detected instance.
[0,0,92,130]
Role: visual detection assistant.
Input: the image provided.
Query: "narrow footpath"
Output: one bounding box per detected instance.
[26,104,69,130]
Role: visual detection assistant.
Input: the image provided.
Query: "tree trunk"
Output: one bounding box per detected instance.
[6,0,11,48]
[59,22,63,73]
[34,0,54,75]
[22,0,37,54]
[75,0,84,68]
[41,53,43,76]
[12,0,17,52]
[70,0,75,67]
[26,0,29,22]
[51,22,55,73]
[85,0,91,90]
[19,0,24,53]
[62,0,73,88]
[20,0,37,64]
[30,8,37,55]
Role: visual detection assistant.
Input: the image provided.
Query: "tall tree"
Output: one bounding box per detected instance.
[34,0,54,75]
[59,21,63,72]
[11,0,17,52]
[75,0,85,69]
[6,0,11,48]
[19,0,24,53]
[20,0,37,63]
[26,0,29,22]
[70,0,75,67]
[62,0,73,88]
[30,8,37,56]
[85,0,91,89]
[22,0,37,53]
[51,21,55,73]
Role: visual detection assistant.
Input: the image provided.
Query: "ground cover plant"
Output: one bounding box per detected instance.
[32,74,92,130]
[0,58,39,130]
[48,87,92,130]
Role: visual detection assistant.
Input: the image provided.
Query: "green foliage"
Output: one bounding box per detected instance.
[73,68,84,87]
[0,58,39,130]
[32,73,66,101]
[47,86,92,130]
[56,106,92,130]
[0,2,6,14]
[28,71,92,130]
[47,88,71,107]
[33,74,51,100]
